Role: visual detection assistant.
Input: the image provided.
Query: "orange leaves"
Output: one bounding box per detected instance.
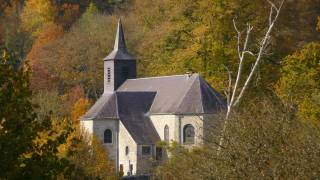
[71,97,91,121]
[21,0,58,34]
[27,23,63,61]
[27,23,63,92]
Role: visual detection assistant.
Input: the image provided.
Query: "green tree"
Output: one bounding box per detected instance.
[156,97,320,179]
[68,134,117,179]
[276,42,320,125]
[31,9,119,98]
[0,48,74,178]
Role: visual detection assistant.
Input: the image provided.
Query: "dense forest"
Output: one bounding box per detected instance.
[1,0,320,179]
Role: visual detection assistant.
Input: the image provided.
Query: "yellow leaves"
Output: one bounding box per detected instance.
[71,98,91,121]
[33,118,69,155]
[276,43,320,126]
[192,25,208,37]
[21,0,58,35]
[298,93,320,126]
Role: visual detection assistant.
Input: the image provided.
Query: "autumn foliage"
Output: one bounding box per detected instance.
[1,0,320,178]
[71,97,91,121]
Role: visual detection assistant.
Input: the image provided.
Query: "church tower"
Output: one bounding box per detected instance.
[103,19,136,93]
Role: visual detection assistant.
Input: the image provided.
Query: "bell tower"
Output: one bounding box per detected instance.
[103,19,136,93]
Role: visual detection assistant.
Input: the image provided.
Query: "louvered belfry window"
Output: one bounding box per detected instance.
[107,67,111,83]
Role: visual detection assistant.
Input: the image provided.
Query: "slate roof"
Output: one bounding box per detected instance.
[83,93,118,119]
[82,91,160,144]
[117,92,159,144]
[118,73,227,114]
[104,19,135,61]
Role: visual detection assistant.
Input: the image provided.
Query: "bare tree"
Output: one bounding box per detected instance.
[219,0,285,151]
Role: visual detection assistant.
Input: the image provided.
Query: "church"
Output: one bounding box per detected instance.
[81,20,226,176]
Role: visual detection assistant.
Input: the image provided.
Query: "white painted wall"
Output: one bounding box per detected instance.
[118,121,137,175]
[81,114,209,176]
[149,115,179,144]
[150,114,204,147]
[81,119,119,169]
[92,119,119,165]
[81,120,93,134]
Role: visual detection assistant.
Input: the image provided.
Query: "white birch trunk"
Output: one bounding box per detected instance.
[218,0,284,153]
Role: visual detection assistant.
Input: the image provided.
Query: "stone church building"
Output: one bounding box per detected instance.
[81,20,226,176]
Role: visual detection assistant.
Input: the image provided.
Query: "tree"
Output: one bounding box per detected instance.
[21,0,58,35]
[31,8,118,98]
[317,16,320,32]
[217,0,284,152]
[0,47,36,178]
[71,97,91,121]
[276,42,320,125]
[26,22,63,92]
[1,0,33,61]
[68,134,117,179]
[156,97,320,179]
[0,48,74,178]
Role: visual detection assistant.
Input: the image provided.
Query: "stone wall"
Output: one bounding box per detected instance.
[119,121,137,175]
[136,145,156,175]
[149,115,179,144]
[150,114,204,147]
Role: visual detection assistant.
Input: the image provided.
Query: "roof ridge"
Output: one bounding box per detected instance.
[115,92,119,118]
[197,76,205,113]
[175,75,199,113]
[128,73,199,80]
[198,76,226,109]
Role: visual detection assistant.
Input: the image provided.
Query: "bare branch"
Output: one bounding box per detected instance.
[223,65,232,106]
[233,19,242,60]
[232,18,240,34]
[233,0,284,106]
[242,23,253,52]
[269,5,274,26]
[243,51,255,56]
[218,0,285,154]
[267,0,278,12]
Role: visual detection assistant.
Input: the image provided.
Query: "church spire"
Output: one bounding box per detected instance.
[103,18,137,93]
[104,19,135,61]
[114,19,126,51]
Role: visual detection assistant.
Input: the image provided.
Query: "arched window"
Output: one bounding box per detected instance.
[164,125,169,143]
[125,146,129,155]
[183,124,195,144]
[104,129,112,144]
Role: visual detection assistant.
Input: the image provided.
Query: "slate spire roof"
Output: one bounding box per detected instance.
[104,19,135,61]
[113,19,126,51]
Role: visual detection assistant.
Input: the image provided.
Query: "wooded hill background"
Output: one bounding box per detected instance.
[1,0,320,179]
